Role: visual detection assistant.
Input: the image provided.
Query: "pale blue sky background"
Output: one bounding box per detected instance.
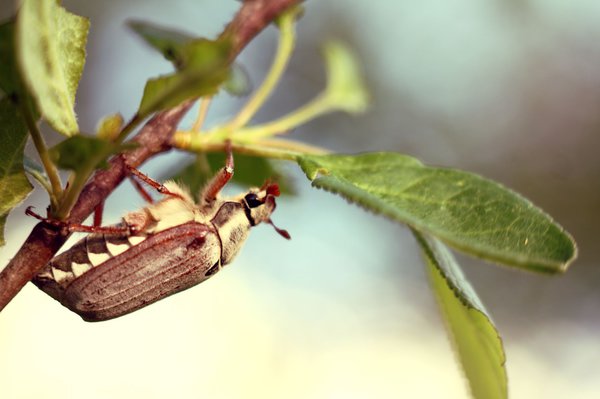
[1,1,600,398]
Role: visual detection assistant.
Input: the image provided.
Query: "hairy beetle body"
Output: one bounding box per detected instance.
[32,150,289,321]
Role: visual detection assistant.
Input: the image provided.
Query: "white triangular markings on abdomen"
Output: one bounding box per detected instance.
[71,262,92,277]
[128,236,146,246]
[106,242,130,256]
[89,252,111,267]
[52,268,74,282]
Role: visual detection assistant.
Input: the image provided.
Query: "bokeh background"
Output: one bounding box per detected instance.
[1,0,599,398]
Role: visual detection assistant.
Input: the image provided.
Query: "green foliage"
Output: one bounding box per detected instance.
[23,156,51,194]
[129,21,232,117]
[0,21,20,97]
[322,41,369,114]
[127,20,195,67]
[15,0,89,136]
[167,153,294,200]
[298,153,576,273]
[223,63,252,97]
[50,136,134,171]
[0,21,38,119]
[415,230,507,399]
[0,97,33,246]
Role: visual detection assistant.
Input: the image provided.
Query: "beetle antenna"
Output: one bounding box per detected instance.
[265,183,280,197]
[268,218,291,240]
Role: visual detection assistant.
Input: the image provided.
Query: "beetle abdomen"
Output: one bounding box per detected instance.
[33,222,220,321]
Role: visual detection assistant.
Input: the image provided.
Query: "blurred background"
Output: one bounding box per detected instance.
[1,0,599,398]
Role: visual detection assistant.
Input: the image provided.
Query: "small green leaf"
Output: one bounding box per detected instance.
[166,153,294,201]
[298,153,576,273]
[15,0,89,136]
[50,136,135,171]
[127,20,195,68]
[223,63,252,97]
[137,38,232,117]
[322,41,369,114]
[414,230,507,399]
[24,155,51,193]
[0,97,34,246]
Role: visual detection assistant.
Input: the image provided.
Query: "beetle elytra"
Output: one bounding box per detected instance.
[30,145,290,321]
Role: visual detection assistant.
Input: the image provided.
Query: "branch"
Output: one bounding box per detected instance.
[0,0,304,312]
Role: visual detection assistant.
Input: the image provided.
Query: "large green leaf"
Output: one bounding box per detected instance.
[414,230,507,399]
[15,0,89,136]
[0,20,38,119]
[0,97,33,246]
[166,153,294,201]
[0,21,20,97]
[298,153,576,273]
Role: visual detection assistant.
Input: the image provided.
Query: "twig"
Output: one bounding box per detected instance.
[0,0,304,312]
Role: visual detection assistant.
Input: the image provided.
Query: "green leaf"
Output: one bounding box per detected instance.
[0,20,39,119]
[15,0,89,136]
[322,41,369,114]
[127,20,194,68]
[50,136,135,172]
[0,21,20,97]
[0,214,7,247]
[298,153,577,273]
[128,21,246,96]
[0,97,34,246]
[137,38,232,118]
[223,63,252,97]
[166,153,294,201]
[414,230,507,399]
[24,155,51,193]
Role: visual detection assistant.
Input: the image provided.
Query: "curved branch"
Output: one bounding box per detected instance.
[0,0,304,312]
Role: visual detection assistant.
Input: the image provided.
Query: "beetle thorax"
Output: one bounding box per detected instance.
[124,181,280,265]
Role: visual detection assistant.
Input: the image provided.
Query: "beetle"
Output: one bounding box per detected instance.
[29,144,290,322]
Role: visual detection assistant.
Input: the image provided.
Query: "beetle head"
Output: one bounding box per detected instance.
[242,183,290,239]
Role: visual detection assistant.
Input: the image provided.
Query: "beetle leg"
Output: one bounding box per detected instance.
[125,164,184,200]
[26,207,130,235]
[128,174,155,204]
[202,140,234,202]
[93,203,104,227]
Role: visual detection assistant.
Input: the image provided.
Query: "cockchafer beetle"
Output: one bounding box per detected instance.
[28,144,290,322]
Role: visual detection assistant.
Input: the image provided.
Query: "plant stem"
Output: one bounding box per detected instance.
[235,93,332,140]
[227,8,298,130]
[192,97,212,132]
[116,112,145,144]
[55,166,93,220]
[53,112,147,220]
[173,131,328,161]
[22,107,62,211]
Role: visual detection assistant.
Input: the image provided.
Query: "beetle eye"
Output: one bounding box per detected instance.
[244,193,262,208]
